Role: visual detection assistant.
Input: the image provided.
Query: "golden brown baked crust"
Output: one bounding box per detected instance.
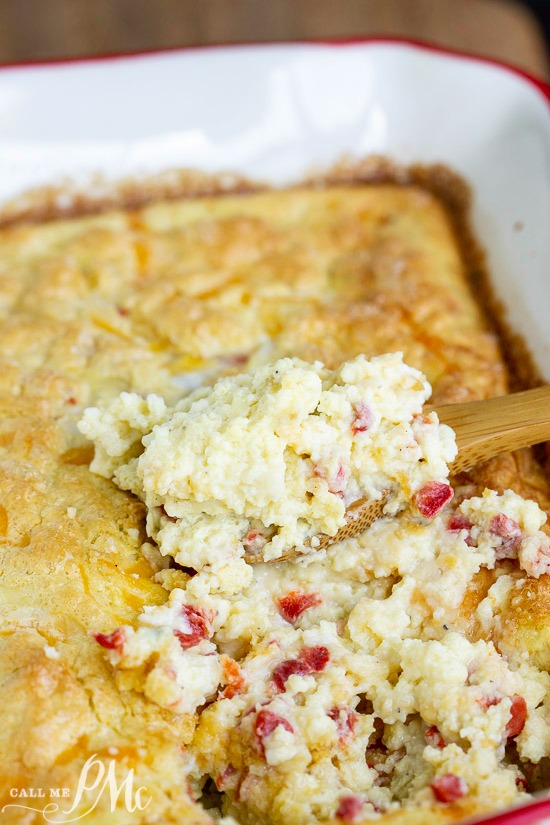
[0,184,548,823]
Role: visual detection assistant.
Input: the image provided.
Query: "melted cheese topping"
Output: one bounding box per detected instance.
[2,183,550,825]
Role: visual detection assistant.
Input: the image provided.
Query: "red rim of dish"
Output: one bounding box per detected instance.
[0,30,549,825]
[464,795,550,825]
[0,35,548,107]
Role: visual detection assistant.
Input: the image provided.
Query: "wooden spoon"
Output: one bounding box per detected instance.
[245,386,550,564]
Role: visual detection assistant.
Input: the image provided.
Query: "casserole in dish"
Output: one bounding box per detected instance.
[0,40,549,825]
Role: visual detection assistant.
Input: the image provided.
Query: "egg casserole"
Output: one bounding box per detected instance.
[0,184,549,825]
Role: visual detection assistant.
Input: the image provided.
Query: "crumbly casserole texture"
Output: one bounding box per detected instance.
[1,185,549,824]
[78,353,457,573]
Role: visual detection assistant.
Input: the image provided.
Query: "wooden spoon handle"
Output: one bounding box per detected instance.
[437,386,550,475]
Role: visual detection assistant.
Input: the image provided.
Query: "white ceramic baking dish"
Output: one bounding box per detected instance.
[0,38,549,824]
[0,39,549,383]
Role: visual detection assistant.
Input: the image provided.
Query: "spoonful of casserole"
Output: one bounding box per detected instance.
[78,354,550,575]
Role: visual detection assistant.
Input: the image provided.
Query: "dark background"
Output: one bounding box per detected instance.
[522,0,550,45]
[0,0,547,79]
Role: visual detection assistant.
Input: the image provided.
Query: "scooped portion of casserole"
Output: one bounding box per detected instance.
[83,355,550,822]
[0,183,549,825]
[79,353,457,575]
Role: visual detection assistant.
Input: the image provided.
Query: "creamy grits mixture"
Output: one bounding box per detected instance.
[79,353,456,578]
[81,354,550,824]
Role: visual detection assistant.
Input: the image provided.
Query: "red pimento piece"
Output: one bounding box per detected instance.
[352,403,374,435]
[327,706,357,744]
[272,645,330,691]
[448,514,475,546]
[278,590,322,623]
[173,604,212,650]
[506,695,527,739]
[94,628,126,651]
[215,765,237,791]
[490,514,522,560]
[448,514,473,533]
[425,726,446,749]
[272,659,303,689]
[490,514,521,538]
[478,695,501,710]
[255,709,294,757]
[431,774,468,803]
[335,795,363,822]
[413,482,454,518]
[299,645,330,672]
[516,776,529,792]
